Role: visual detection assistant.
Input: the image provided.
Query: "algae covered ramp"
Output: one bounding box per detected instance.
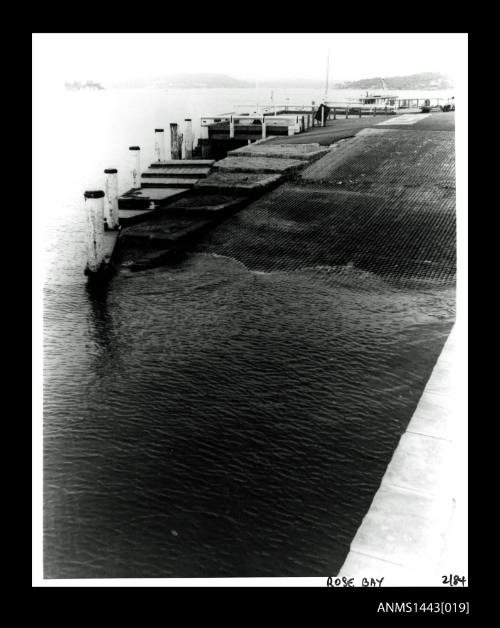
[190,114,456,285]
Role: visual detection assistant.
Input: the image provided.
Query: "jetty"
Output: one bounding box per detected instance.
[83,106,455,279]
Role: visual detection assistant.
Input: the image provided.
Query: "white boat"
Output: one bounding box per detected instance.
[357,91,398,107]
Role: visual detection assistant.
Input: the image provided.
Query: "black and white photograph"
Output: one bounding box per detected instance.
[33,31,468,591]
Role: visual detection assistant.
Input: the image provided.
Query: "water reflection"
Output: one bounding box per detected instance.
[84,278,125,378]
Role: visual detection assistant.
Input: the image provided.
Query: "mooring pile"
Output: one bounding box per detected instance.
[83,118,203,277]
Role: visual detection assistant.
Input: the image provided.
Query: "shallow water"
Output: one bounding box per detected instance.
[44,248,454,577]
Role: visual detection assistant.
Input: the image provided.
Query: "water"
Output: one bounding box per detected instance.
[40,88,455,578]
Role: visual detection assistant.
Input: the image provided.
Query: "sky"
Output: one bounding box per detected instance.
[33,33,467,86]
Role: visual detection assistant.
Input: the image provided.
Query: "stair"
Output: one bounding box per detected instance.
[141,177,201,188]
[148,160,215,168]
[140,159,214,189]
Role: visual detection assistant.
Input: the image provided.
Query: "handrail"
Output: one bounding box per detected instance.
[200,114,301,125]
[232,104,316,112]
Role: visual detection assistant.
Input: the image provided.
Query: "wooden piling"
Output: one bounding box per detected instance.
[170,123,180,160]
[229,115,235,139]
[333,107,336,120]
[184,119,193,160]
[84,190,105,274]
[103,168,119,230]
[154,128,165,161]
[177,132,184,159]
[129,146,141,189]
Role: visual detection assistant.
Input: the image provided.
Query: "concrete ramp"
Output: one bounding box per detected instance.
[299,127,455,201]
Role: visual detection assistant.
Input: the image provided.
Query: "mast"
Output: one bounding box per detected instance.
[324,53,330,102]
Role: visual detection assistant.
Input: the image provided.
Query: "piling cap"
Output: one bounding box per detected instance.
[155,128,164,132]
[104,168,117,174]
[129,146,140,150]
[84,190,105,199]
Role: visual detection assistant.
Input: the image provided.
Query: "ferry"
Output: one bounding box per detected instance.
[358,91,398,108]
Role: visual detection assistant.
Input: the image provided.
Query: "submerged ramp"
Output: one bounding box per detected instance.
[189,121,456,287]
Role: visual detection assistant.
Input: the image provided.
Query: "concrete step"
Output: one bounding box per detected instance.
[227,143,329,161]
[118,186,190,209]
[194,172,283,194]
[142,167,211,178]
[213,156,305,175]
[161,193,249,218]
[120,217,213,248]
[140,178,200,188]
[149,159,215,168]
[118,208,156,226]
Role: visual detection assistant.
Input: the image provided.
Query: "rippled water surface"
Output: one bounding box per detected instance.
[42,88,455,578]
[44,249,454,578]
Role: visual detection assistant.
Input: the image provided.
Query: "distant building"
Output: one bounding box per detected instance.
[65,80,104,91]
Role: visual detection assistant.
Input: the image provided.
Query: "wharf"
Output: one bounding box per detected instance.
[116,112,456,281]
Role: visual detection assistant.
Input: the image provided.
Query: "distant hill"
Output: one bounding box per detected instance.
[106,73,253,89]
[103,71,454,91]
[336,72,454,90]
